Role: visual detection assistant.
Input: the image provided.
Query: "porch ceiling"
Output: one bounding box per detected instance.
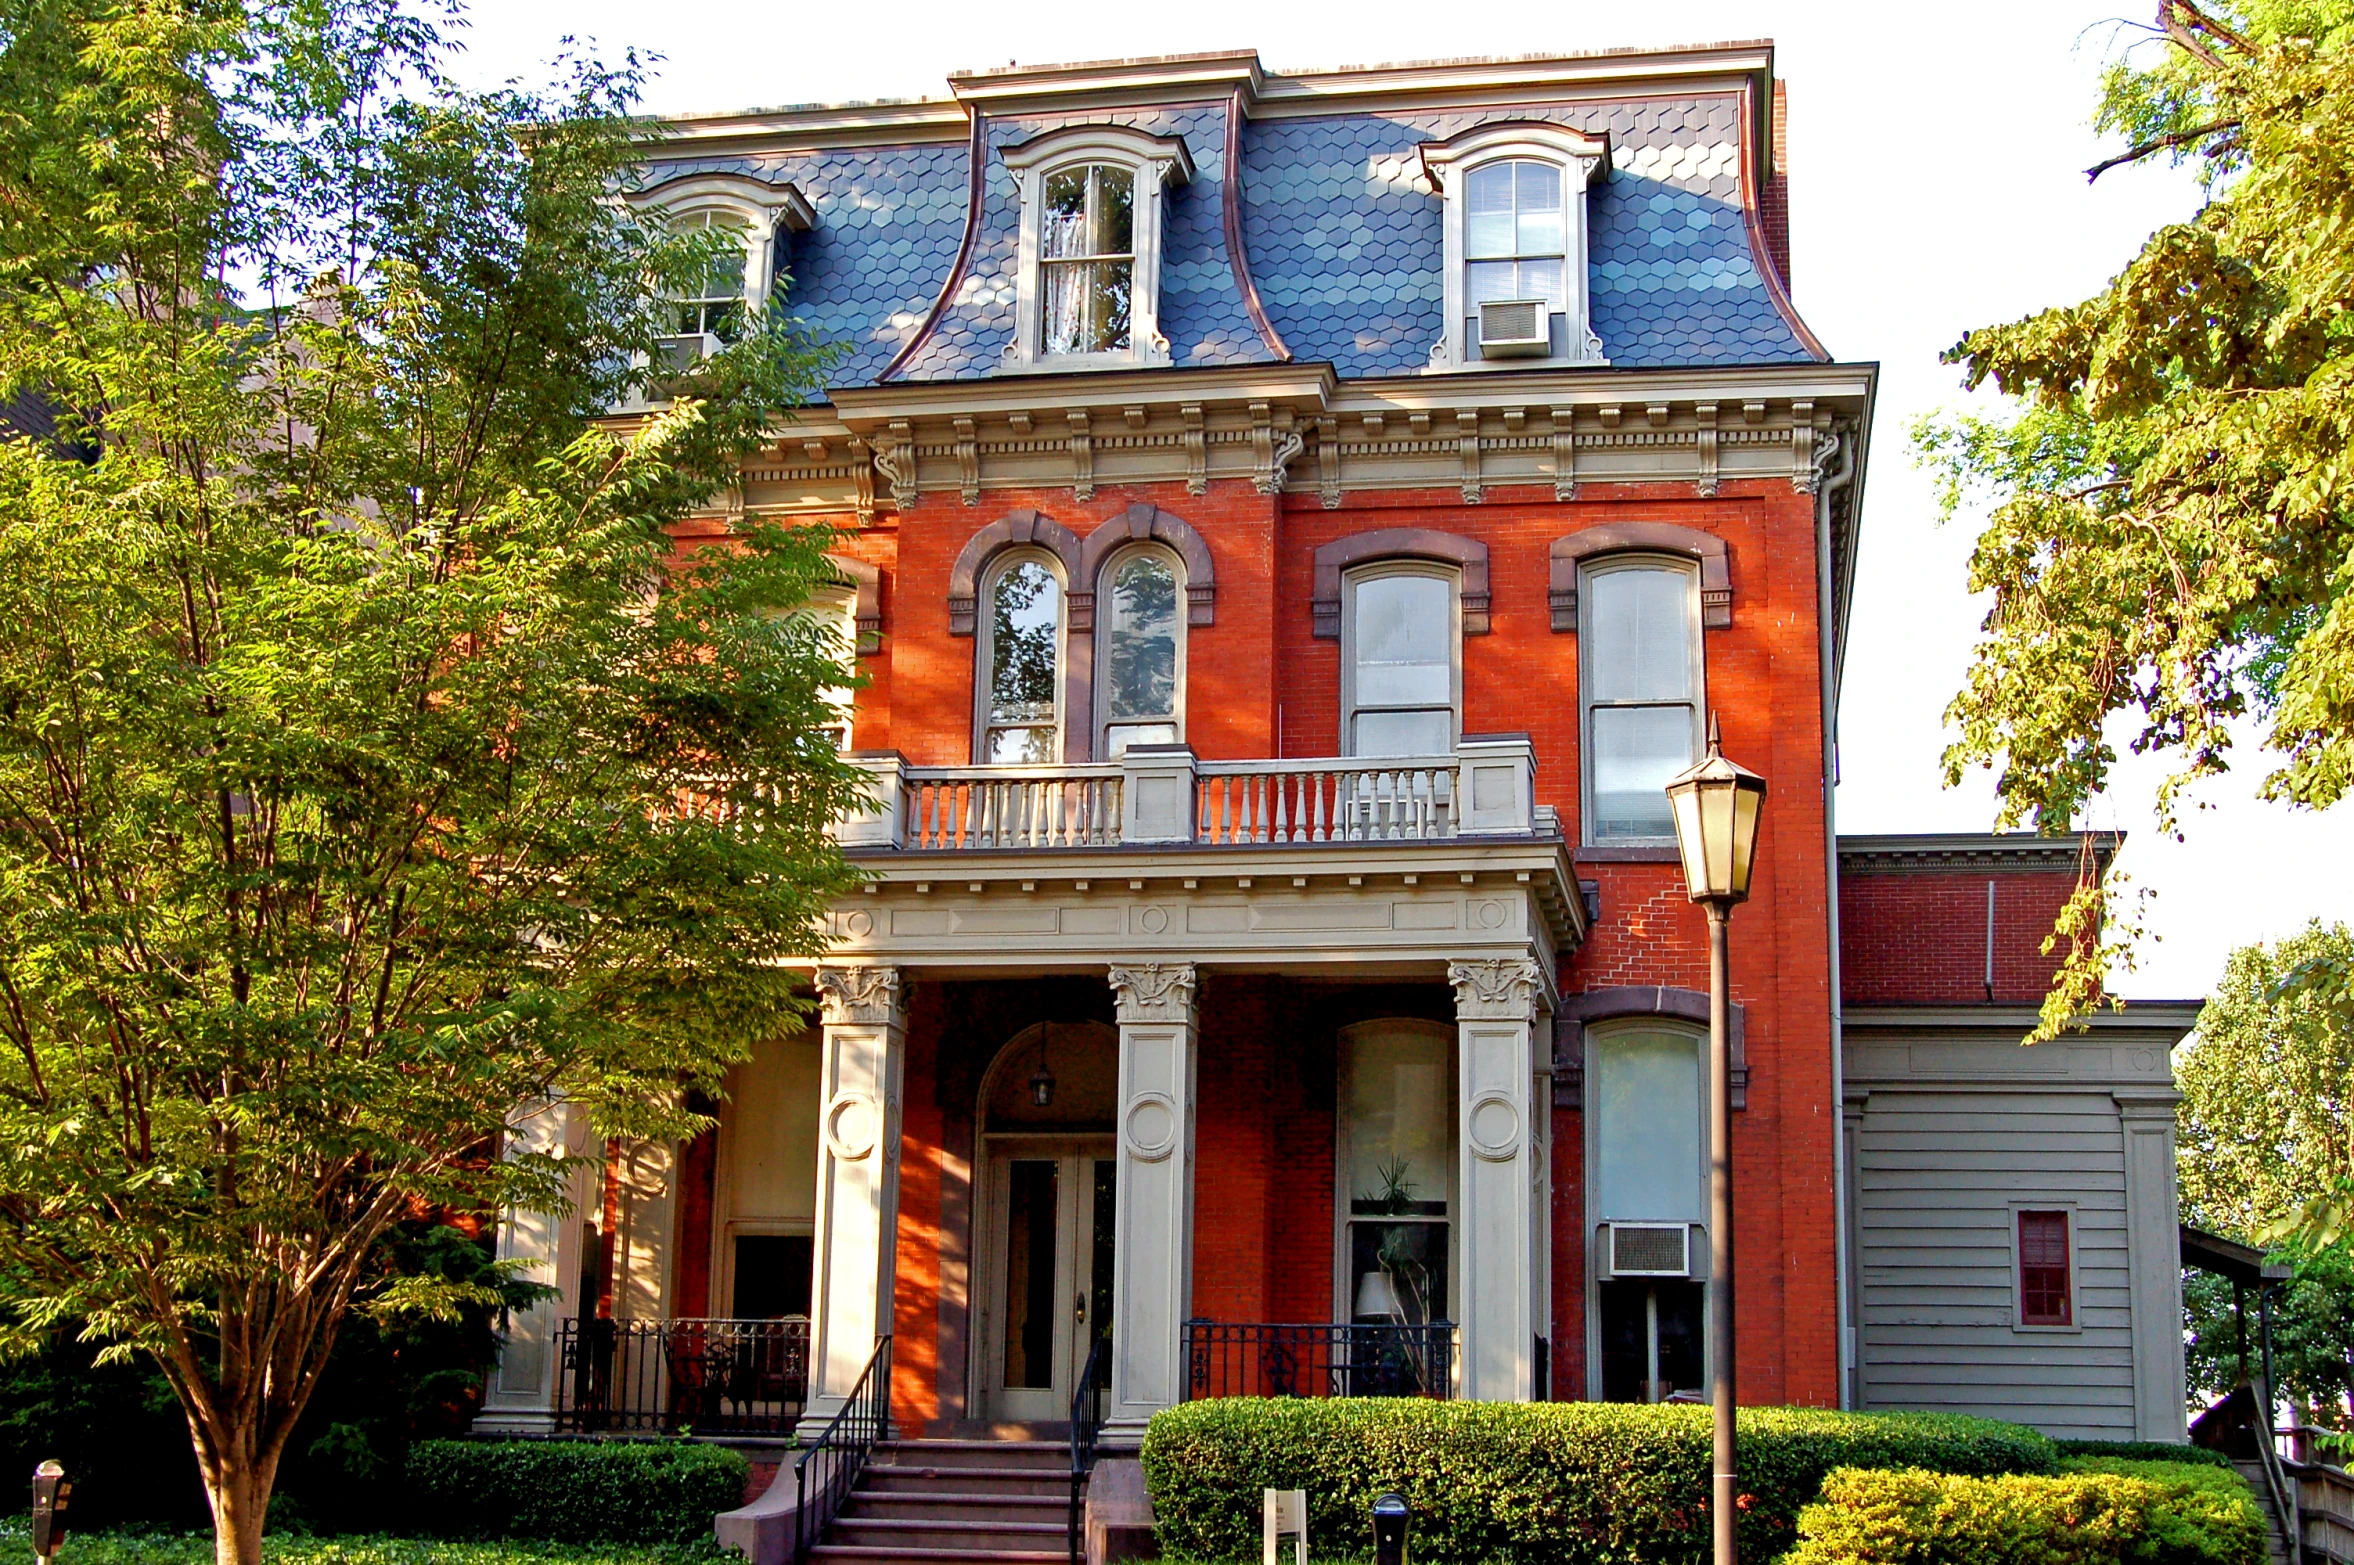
[816,836,1580,993]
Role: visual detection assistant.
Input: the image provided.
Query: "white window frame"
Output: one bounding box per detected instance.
[1339,561,1461,758]
[973,546,1068,764]
[1094,542,1187,757]
[803,584,859,752]
[1583,1018,1712,1401]
[2009,1200,2084,1336]
[1578,554,1706,847]
[1001,125,1194,374]
[1332,1019,1460,1330]
[1419,123,1608,371]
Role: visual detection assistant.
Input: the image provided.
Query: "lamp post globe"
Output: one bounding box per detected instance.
[1664,714,1764,1565]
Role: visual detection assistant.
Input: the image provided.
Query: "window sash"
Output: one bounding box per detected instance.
[1581,561,1702,843]
[980,557,1064,763]
[2018,1211,2072,1326]
[1039,164,1135,355]
[1344,569,1457,757]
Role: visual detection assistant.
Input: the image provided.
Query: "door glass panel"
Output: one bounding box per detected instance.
[1087,1159,1116,1386]
[1353,709,1452,758]
[1598,1279,1705,1401]
[1104,553,1180,724]
[1002,1159,1060,1389]
[1346,1029,1450,1329]
[731,1234,813,1320]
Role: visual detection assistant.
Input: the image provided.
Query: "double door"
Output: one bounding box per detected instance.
[981,1140,1115,1423]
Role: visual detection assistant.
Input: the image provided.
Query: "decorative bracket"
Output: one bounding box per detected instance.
[873,421,918,509]
[1550,406,1578,501]
[1068,410,1094,501]
[1457,409,1483,505]
[1316,415,1341,509]
[1790,399,1817,494]
[1695,402,1719,498]
[1182,403,1206,496]
[953,417,980,505]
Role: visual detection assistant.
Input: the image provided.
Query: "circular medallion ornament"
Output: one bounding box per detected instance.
[1467,1091,1522,1161]
[1138,905,1170,936]
[824,1092,880,1161]
[842,908,874,939]
[1123,1092,1181,1161]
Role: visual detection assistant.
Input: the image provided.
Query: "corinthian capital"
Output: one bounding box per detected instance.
[814,965,904,1028]
[1449,957,1542,1022]
[1108,963,1197,1025]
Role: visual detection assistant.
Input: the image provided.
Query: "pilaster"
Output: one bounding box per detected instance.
[1451,956,1544,1401]
[1105,962,1199,1443]
[477,1097,588,1434]
[2117,1089,2187,1439]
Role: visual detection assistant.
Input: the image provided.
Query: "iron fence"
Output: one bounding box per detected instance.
[1181,1319,1455,1402]
[553,1316,809,1436]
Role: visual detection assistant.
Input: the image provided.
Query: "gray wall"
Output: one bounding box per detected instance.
[1843,1007,2194,1441]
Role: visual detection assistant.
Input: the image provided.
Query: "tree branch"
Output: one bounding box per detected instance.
[2086,118,2241,181]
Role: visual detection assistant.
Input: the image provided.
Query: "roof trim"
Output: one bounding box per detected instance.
[1735,77,1825,362]
[879,114,989,384]
[1838,831,2124,878]
[2181,1225,2291,1287]
[1842,1001,2203,1036]
[1222,87,1290,361]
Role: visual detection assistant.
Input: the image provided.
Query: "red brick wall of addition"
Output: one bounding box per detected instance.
[1840,869,2087,1006]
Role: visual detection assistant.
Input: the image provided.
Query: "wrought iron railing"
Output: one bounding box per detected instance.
[1069,1332,1111,1565]
[793,1335,891,1565]
[553,1316,808,1435]
[1181,1319,1455,1402]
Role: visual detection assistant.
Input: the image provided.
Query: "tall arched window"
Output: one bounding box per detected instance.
[1342,564,1459,757]
[977,553,1065,763]
[1040,164,1134,356]
[1097,547,1183,756]
[1580,557,1704,843]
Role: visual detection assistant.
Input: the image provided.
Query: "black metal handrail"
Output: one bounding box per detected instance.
[553,1315,809,1435]
[793,1336,891,1565]
[1182,1319,1455,1401]
[1069,1332,1111,1565]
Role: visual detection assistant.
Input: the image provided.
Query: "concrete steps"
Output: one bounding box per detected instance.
[808,1438,1074,1565]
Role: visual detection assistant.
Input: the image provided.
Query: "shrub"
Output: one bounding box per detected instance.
[0,1515,732,1565]
[2056,1441,2237,1471]
[1783,1459,2265,1565]
[1140,1398,2056,1564]
[401,1441,750,1545]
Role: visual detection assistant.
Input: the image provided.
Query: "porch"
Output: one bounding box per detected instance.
[480,738,1583,1447]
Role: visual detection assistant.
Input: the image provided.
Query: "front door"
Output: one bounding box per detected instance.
[981,1142,1114,1423]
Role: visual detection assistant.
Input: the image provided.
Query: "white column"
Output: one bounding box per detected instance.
[2118,1090,2188,1439]
[1106,962,1199,1443]
[797,965,907,1437]
[477,1097,588,1434]
[1451,957,1543,1402]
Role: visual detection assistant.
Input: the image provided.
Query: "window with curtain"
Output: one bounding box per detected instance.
[1344,568,1456,757]
[2018,1211,2072,1326]
[1040,164,1134,356]
[1099,548,1182,756]
[671,210,752,344]
[1341,1023,1453,1341]
[1464,159,1565,339]
[1581,559,1702,842]
[980,555,1063,763]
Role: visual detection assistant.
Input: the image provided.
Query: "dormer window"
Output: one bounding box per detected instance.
[1420,122,1608,371]
[673,210,753,348]
[622,171,815,368]
[1003,126,1192,373]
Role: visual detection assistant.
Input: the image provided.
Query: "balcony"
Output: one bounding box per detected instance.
[836,737,1551,854]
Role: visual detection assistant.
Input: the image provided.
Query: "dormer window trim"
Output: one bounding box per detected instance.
[1001,125,1194,375]
[1419,121,1609,373]
[625,171,817,328]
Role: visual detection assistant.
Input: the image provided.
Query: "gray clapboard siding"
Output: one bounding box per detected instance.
[1843,1008,2193,1442]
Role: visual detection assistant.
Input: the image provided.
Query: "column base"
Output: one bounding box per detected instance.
[1101,1413,1156,1451]
[470,1408,558,1437]
[794,1398,848,1444]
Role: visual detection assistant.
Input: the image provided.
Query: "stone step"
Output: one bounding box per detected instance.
[874,1438,1067,1471]
[808,1544,1066,1564]
[840,1491,1068,1526]
[826,1515,1066,1553]
[858,1465,1068,1497]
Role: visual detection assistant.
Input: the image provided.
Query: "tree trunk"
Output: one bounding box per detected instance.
[205,1460,271,1565]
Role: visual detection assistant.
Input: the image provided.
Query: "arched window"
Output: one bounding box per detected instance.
[1343,564,1459,757]
[668,210,756,350]
[1040,165,1135,357]
[1097,546,1183,755]
[1464,158,1566,331]
[977,552,1065,763]
[1580,556,1704,843]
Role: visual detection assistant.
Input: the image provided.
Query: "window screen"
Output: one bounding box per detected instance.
[1582,562,1700,841]
[2018,1211,2071,1326]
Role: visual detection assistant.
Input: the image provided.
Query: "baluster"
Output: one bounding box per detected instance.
[1274,772,1292,843]
[1218,776,1233,845]
[1258,775,1273,843]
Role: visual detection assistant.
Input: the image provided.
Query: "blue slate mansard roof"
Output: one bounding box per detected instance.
[639,47,1827,391]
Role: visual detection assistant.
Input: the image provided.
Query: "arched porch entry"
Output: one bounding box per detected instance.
[970,1020,1118,1424]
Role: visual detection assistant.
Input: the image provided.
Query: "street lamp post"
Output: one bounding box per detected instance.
[1664,715,1766,1565]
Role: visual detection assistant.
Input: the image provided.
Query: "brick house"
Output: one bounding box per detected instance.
[475,38,2195,1489]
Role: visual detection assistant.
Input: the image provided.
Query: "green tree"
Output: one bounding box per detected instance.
[0,4,862,1562]
[1912,0,2354,1043]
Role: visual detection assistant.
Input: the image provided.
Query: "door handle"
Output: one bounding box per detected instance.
[1075,1291,1087,1325]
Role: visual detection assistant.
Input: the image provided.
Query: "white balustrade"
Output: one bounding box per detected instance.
[1195,757,1460,844]
[904,765,1124,850]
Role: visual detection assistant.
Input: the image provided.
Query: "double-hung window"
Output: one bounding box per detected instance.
[672,210,753,346]
[1040,166,1134,357]
[1589,1023,1708,1401]
[1581,558,1703,842]
[1097,547,1183,755]
[1419,122,1607,368]
[2017,1211,2073,1327]
[1465,160,1566,339]
[1343,566,1458,757]
[978,553,1065,763]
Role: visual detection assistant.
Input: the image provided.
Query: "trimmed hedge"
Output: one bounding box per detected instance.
[0,1518,733,1564]
[1140,1398,2056,1564]
[2057,1440,2238,1471]
[1783,1458,2265,1565]
[401,1441,750,1545]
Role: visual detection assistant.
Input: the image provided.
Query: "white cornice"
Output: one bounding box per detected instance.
[829,362,1340,427]
[950,51,1267,114]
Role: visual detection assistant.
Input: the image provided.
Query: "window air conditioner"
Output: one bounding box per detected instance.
[656,332,722,373]
[1604,1222,1692,1279]
[1477,298,1551,358]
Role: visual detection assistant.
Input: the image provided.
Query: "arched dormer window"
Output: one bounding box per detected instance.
[977,549,1066,764]
[1096,545,1184,755]
[1419,122,1608,370]
[1002,126,1193,373]
[624,171,816,363]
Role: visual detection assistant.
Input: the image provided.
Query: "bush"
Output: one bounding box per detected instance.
[2056,1441,2237,1471]
[1140,1398,2057,1564]
[401,1441,750,1545]
[0,1516,732,1565]
[1783,1459,2265,1565]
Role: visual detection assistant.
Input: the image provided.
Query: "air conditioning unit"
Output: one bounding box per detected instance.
[1477,298,1551,358]
[1604,1222,1693,1278]
[655,331,723,372]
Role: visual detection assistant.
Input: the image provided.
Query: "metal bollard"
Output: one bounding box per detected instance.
[1372,1490,1410,1565]
[31,1461,70,1564]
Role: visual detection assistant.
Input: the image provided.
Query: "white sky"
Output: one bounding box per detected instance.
[449,0,2354,999]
